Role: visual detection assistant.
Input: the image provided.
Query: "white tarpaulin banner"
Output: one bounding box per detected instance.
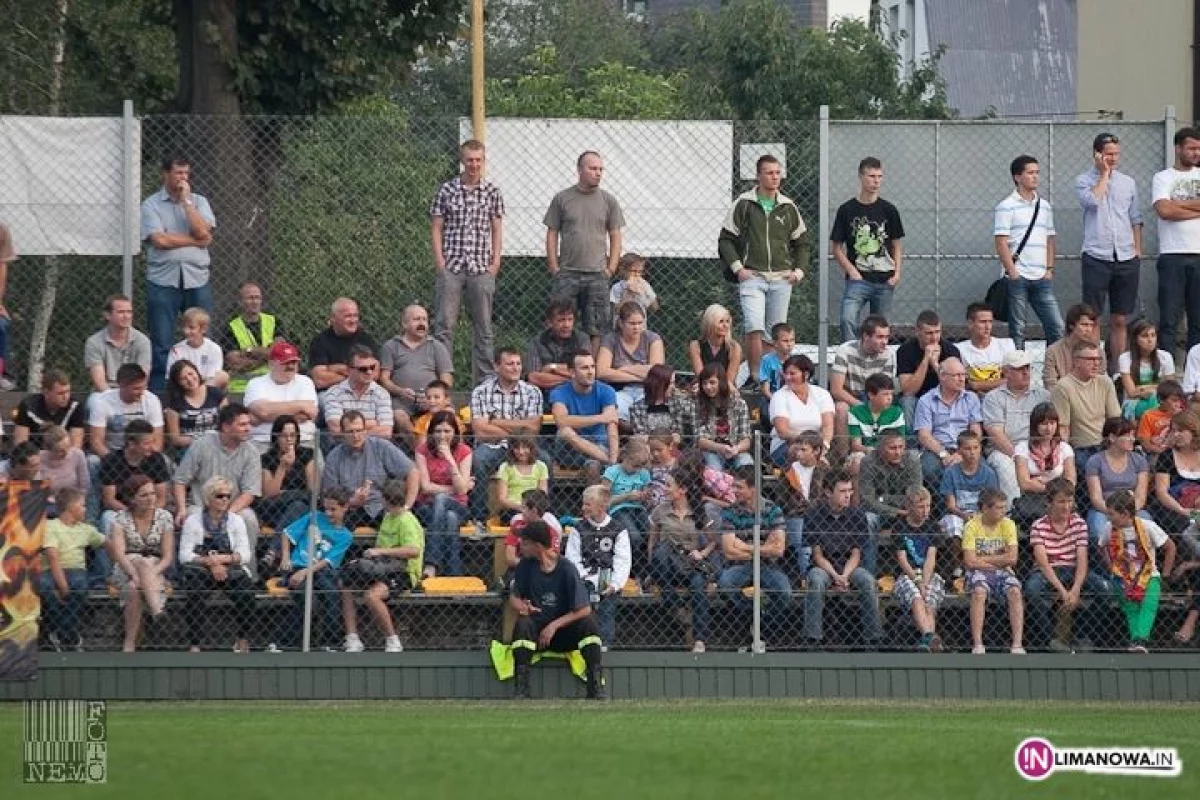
[460,118,734,258]
[0,116,139,256]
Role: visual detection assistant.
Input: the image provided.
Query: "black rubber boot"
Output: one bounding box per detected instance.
[585,662,606,700]
[514,664,532,699]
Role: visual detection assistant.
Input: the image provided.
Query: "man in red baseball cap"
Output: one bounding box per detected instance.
[243,340,319,450]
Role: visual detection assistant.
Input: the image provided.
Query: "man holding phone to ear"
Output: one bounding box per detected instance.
[1076,133,1143,374]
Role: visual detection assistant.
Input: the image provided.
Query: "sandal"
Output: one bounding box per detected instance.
[1171,630,1197,646]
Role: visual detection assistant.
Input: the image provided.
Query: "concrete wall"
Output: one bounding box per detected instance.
[1077,0,1194,122]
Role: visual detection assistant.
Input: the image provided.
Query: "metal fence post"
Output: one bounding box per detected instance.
[818,105,830,384]
[121,99,135,299]
[301,445,324,653]
[751,430,764,654]
[933,120,941,310]
[1165,105,1177,168]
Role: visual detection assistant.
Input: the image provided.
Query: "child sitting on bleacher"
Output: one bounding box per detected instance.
[963,487,1025,654]
[939,430,999,538]
[341,479,424,654]
[491,435,548,523]
[1138,380,1185,455]
[779,432,829,577]
[411,379,452,447]
[566,485,632,648]
[892,486,946,652]
[505,489,562,571]
[757,323,795,427]
[1100,489,1177,653]
[643,432,677,509]
[36,488,105,651]
[166,307,229,389]
[602,439,652,555]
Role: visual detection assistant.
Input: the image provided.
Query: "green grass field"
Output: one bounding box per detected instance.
[0,700,1197,798]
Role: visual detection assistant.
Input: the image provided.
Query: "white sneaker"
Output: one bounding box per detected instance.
[1010,646,1027,655]
[344,634,365,653]
[266,643,282,653]
[971,644,986,655]
[384,636,404,653]
[691,641,706,653]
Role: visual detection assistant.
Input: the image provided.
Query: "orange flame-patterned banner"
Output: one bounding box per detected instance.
[0,481,47,681]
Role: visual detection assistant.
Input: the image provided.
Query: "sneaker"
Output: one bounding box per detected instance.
[0,375,17,391]
[384,636,403,653]
[72,636,86,653]
[47,631,63,653]
[1128,643,1149,654]
[971,644,986,655]
[1010,646,1027,655]
[691,641,706,654]
[927,634,944,653]
[1048,638,1073,653]
[344,634,364,653]
[266,643,283,653]
[917,632,934,652]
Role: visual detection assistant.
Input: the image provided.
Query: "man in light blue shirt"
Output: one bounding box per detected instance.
[1076,133,1143,373]
[140,156,216,390]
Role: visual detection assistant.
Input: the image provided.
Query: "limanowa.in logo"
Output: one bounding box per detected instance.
[1015,737,1182,781]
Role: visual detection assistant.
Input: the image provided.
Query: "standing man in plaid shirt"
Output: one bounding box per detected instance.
[469,347,544,523]
[431,139,506,382]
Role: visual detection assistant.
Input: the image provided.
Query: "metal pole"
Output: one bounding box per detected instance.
[751,431,763,654]
[817,105,830,386]
[121,99,134,299]
[300,444,324,652]
[471,0,486,143]
[933,121,941,312]
[1166,105,1177,169]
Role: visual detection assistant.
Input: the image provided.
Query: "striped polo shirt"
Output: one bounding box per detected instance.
[831,341,896,396]
[993,190,1056,280]
[1029,513,1088,568]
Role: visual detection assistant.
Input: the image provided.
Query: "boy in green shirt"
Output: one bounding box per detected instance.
[846,373,907,474]
[37,488,104,650]
[341,478,424,653]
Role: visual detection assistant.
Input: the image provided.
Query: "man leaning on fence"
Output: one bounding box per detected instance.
[832,157,905,342]
[719,154,808,388]
[141,156,215,391]
[431,139,505,383]
[221,281,285,395]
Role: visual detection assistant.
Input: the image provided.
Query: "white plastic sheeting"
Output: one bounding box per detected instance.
[0,115,139,256]
[460,118,734,258]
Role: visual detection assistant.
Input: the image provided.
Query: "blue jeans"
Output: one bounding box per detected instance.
[840,280,894,342]
[147,280,213,390]
[1024,566,1111,644]
[717,563,791,626]
[1006,277,1063,349]
[785,517,811,577]
[702,450,755,472]
[920,449,947,488]
[416,494,466,576]
[611,506,649,555]
[279,566,341,648]
[36,569,90,645]
[650,544,712,643]
[804,566,882,642]
[1156,253,1200,353]
[592,592,617,645]
[0,314,9,372]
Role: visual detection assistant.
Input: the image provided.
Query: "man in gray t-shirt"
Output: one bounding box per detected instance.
[544,151,625,342]
[379,304,454,432]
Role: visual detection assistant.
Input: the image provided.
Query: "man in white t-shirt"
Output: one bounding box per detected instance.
[87,363,165,457]
[957,302,1015,396]
[1152,127,1200,356]
[243,341,319,448]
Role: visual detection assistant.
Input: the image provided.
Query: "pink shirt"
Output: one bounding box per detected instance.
[417,441,471,505]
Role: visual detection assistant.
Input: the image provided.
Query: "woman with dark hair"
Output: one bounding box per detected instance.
[257,414,316,534]
[1119,319,1175,422]
[647,465,719,652]
[414,410,473,577]
[596,301,666,420]
[1151,409,1200,536]
[1085,417,1151,543]
[164,358,225,452]
[692,362,753,470]
[629,364,689,438]
[1013,402,1076,520]
[108,474,175,652]
[768,354,834,466]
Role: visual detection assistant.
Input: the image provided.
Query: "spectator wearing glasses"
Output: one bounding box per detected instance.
[1051,341,1121,467]
[244,341,318,449]
[914,357,982,486]
[323,345,393,439]
[322,410,418,530]
[1077,133,1143,373]
[1042,304,1102,390]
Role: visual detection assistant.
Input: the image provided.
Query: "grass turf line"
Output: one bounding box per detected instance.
[0,700,1196,799]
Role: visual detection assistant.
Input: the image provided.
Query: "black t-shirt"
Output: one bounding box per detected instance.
[804,504,870,569]
[219,316,288,353]
[261,447,315,492]
[14,394,87,445]
[308,327,379,368]
[168,387,225,437]
[830,197,905,284]
[99,451,172,489]
[513,556,590,629]
[895,337,962,397]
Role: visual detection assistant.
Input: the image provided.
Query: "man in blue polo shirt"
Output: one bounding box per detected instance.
[548,351,618,480]
[914,357,983,486]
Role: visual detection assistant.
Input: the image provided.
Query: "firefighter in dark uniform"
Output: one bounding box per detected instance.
[511,520,606,699]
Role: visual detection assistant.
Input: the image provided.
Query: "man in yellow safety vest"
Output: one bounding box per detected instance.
[221,281,285,395]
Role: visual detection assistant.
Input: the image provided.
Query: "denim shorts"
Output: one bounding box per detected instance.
[967,569,1020,599]
[737,274,793,335]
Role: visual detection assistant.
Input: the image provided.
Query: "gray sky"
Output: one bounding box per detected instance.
[828,0,870,23]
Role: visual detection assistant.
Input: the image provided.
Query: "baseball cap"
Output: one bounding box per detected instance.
[1003,350,1033,368]
[1092,132,1119,152]
[268,341,301,363]
[519,519,553,548]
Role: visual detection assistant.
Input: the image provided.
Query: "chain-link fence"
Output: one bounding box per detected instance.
[33,432,1200,654]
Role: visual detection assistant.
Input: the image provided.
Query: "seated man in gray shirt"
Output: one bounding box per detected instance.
[379,305,454,435]
[321,410,419,529]
[83,294,152,393]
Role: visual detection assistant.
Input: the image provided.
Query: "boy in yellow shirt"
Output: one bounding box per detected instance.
[962,487,1025,654]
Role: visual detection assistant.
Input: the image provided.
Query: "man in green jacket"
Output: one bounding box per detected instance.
[718,154,810,387]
